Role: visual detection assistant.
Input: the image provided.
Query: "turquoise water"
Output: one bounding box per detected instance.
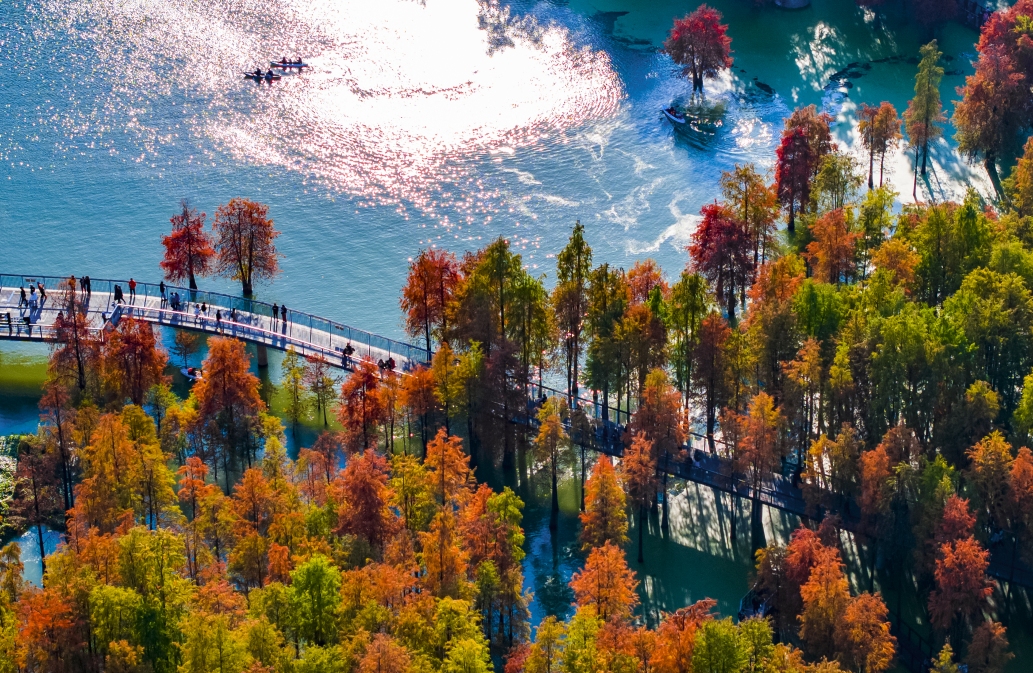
[0,0,988,342]
[5,1,1031,665]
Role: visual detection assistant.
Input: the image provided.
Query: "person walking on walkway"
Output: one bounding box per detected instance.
[272,303,279,324]
[215,310,222,331]
[37,282,47,304]
[18,287,27,308]
[79,276,87,300]
[84,276,91,296]
[280,304,287,323]
[68,276,76,296]
[128,278,137,303]
[159,281,167,308]
[113,285,125,305]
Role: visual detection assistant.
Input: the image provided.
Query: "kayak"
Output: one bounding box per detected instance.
[663,107,686,124]
[270,61,309,69]
[244,72,282,81]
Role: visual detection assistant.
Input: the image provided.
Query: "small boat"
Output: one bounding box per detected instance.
[663,107,686,124]
[181,367,203,382]
[244,72,282,81]
[270,61,309,69]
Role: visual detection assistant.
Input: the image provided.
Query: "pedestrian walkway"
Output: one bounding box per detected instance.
[0,274,429,371]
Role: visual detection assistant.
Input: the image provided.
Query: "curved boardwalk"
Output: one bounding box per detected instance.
[0,273,429,371]
[2,272,1030,592]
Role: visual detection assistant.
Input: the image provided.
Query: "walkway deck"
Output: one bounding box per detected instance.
[0,274,429,371]
[3,272,1030,590]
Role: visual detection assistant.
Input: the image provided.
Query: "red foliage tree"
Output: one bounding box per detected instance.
[928,536,994,631]
[336,449,397,551]
[689,203,752,324]
[338,359,385,453]
[775,106,833,232]
[212,198,281,296]
[776,128,816,234]
[400,248,461,354]
[663,5,733,93]
[15,588,78,671]
[954,42,1027,191]
[160,201,214,290]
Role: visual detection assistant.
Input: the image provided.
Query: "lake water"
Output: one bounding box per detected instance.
[4,0,1030,664]
[0,0,990,340]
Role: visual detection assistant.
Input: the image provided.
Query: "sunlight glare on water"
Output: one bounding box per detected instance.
[38,0,623,213]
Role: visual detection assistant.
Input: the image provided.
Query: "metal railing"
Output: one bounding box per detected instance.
[0,273,430,365]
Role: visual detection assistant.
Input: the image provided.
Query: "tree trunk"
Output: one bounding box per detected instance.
[787,200,796,234]
[188,271,198,291]
[730,492,737,542]
[985,156,1003,197]
[580,444,586,512]
[868,148,875,190]
[661,461,670,532]
[637,505,645,563]
[37,522,47,583]
[550,453,558,531]
[920,138,929,176]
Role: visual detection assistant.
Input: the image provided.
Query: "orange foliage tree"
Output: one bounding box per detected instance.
[101,317,169,405]
[400,365,437,451]
[805,209,858,284]
[580,456,628,551]
[733,391,782,532]
[212,198,281,295]
[835,592,896,673]
[401,248,461,354]
[424,428,472,507]
[338,360,385,453]
[651,599,716,673]
[628,369,685,530]
[799,546,850,661]
[620,433,657,564]
[570,541,639,622]
[192,337,266,491]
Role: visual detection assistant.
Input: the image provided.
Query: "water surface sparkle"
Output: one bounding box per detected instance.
[34,0,623,214]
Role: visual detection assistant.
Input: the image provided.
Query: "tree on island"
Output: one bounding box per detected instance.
[858,102,901,190]
[689,202,752,324]
[904,41,946,195]
[954,0,1033,195]
[213,198,281,296]
[161,201,214,290]
[775,106,833,232]
[664,5,733,94]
